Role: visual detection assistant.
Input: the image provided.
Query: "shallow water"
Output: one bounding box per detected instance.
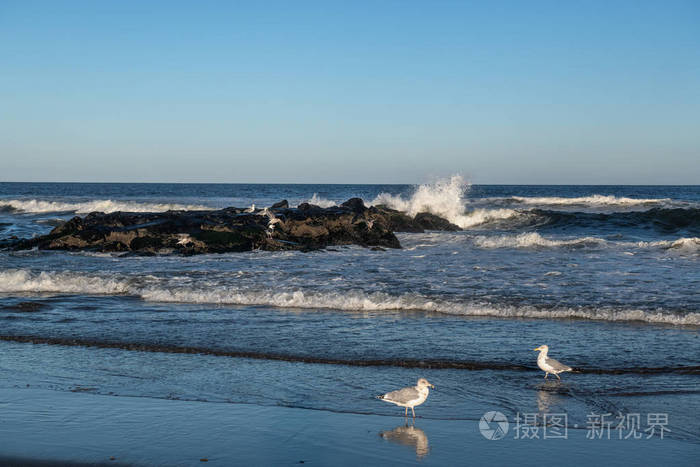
[0,180,698,451]
[2,388,697,467]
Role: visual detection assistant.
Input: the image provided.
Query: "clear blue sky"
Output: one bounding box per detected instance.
[1,0,698,184]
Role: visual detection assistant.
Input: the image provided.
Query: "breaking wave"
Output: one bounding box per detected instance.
[0,269,129,294]
[370,175,517,228]
[634,237,700,253]
[302,194,337,208]
[0,199,211,214]
[472,233,607,249]
[508,195,672,207]
[471,233,700,252]
[1,269,698,326]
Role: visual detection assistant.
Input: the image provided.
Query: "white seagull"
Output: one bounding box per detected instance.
[533,345,572,380]
[176,233,193,246]
[377,378,435,418]
[261,207,282,238]
[245,203,256,213]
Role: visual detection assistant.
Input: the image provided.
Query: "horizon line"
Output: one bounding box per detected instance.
[0,180,698,187]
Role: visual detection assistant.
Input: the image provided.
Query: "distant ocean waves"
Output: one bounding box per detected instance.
[2,269,698,325]
[0,198,211,214]
[2,176,698,234]
[470,232,700,251]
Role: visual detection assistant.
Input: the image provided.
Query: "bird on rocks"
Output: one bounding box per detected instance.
[261,207,282,238]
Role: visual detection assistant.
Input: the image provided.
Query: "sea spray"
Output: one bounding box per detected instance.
[302,194,337,208]
[370,175,517,228]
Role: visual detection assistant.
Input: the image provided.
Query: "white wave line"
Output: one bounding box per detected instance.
[1,269,697,325]
[508,195,672,206]
[0,199,212,214]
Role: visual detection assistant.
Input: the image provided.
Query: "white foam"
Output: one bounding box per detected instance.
[633,237,700,253]
[128,289,700,325]
[370,175,517,228]
[509,195,671,207]
[0,269,129,294]
[0,199,211,214]
[667,237,700,251]
[301,194,337,208]
[2,269,697,326]
[472,232,608,249]
[470,233,700,253]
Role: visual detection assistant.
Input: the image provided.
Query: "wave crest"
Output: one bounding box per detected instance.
[370,175,517,228]
[473,232,607,249]
[635,237,700,253]
[0,269,129,294]
[471,233,700,252]
[1,269,697,326]
[301,194,337,208]
[0,199,211,214]
[509,195,672,207]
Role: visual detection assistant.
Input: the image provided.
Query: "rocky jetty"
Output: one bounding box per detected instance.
[2,198,460,255]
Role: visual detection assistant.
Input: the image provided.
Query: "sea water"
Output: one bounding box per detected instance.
[0,179,698,447]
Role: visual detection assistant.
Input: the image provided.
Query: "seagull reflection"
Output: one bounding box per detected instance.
[379,422,430,459]
[535,381,570,414]
[537,388,560,414]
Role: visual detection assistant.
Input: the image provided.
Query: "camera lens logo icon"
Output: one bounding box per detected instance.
[479,411,509,440]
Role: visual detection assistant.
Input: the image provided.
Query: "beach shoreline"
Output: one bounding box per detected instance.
[1,182,698,466]
[0,387,697,466]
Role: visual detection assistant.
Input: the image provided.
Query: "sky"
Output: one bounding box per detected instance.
[1,0,698,184]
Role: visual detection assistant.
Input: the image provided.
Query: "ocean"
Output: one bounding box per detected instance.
[0,178,699,462]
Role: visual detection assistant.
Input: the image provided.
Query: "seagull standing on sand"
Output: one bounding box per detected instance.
[533,345,572,380]
[377,378,435,418]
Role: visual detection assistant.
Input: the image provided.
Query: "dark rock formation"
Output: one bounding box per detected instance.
[1,199,461,255]
[340,197,366,213]
[414,212,462,231]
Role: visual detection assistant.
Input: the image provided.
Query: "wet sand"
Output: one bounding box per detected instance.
[0,388,697,466]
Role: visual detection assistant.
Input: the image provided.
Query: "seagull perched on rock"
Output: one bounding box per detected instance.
[176,233,193,246]
[261,207,282,238]
[245,203,256,213]
[533,345,572,380]
[377,378,435,418]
